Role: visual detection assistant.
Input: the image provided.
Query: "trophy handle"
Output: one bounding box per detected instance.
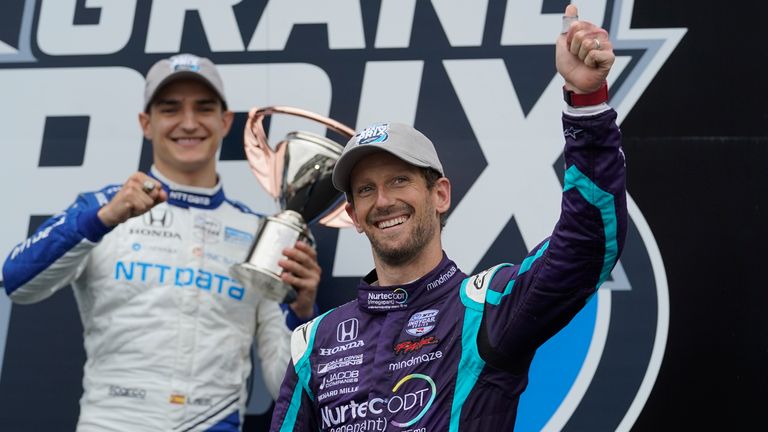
[244,106,355,227]
[250,106,355,140]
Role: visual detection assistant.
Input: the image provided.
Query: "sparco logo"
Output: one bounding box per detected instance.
[143,207,173,228]
[108,385,146,400]
[187,397,213,406]
[0,0,680,426]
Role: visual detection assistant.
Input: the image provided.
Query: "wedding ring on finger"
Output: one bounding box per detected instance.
[142,180,156,193]
[594,38,601,50]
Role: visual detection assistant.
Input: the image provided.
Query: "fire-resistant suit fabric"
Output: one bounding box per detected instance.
[2,167,308,431]
[269,107,627,431]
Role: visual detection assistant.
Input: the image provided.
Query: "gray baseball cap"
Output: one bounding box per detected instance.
[144,53,227,111]
[332,122,444,194]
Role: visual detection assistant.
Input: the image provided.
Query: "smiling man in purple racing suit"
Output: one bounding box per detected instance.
[270,6,627,431]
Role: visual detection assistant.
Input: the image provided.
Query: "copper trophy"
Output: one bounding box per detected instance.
[229,107,354,303]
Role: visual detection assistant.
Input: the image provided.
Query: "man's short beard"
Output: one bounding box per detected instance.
[367,206,437,267]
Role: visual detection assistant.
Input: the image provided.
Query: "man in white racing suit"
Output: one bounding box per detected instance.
[2,54,322,431]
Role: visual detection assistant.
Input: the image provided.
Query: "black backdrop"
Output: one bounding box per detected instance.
[621,0,768,429]
[1,0,767,430]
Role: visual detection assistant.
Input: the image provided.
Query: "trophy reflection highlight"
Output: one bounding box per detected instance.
[229,107,354,303]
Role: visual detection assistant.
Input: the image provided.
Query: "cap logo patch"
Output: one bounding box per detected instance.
[356,123,389,145]
[170,54,201,72]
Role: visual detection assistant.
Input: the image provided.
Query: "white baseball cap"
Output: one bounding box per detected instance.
[144,53,227,111]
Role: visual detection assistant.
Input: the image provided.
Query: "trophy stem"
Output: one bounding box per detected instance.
[235,105,356,303]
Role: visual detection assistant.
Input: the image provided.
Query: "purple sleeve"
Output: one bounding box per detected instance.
[481,108,627,365]
[269,361,317,431]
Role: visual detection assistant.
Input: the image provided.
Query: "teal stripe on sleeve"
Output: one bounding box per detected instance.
[484,280,513,307]
[280,384,305,432]
[450,279,487,431]
[485,241,550,306]
[563,165,619,287]
[279,309,334,432]
[518,240,550,276]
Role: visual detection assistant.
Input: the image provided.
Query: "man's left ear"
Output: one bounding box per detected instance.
[434,177,451,213]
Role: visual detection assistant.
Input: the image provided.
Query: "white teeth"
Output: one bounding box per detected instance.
[378,216,407,229]
[175,138,202,145]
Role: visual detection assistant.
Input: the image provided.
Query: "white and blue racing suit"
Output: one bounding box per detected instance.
[3,167,309,431]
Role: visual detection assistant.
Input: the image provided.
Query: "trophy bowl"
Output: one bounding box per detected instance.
[229,106,354,303]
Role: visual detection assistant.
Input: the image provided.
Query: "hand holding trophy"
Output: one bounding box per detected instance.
[229,107,354,303]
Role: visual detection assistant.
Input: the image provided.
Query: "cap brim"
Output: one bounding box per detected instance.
[145,71,227,111]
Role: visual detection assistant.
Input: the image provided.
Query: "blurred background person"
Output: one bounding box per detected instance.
[2,53,321,432]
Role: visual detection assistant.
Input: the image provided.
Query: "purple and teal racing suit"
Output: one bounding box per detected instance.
[2,167,312,432]
[270,107,627,431]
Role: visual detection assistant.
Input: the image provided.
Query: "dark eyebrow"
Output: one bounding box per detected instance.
[154,98,181,107]
[195,98,218,106]
[153,98,218,107]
